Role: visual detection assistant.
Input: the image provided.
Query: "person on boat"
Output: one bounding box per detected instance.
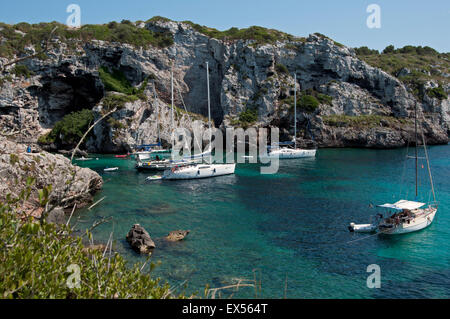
[156,155,160,161]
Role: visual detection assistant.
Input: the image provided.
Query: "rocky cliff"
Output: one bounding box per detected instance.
[0,136,103,217]
[0,18,449,151]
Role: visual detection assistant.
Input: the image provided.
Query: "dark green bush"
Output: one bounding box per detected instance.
[275,63,289,74]
[38,109,94,146]
[239,108,258,124]
[383,45,395,54]
[298,95,319,112]
[354,46,379,55]
[283,89,330,112]
[427,86,448,100]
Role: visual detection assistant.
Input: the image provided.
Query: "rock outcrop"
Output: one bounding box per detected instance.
[165,230,190,242]
[1,19,449,150]
[126,224,156,254]
[0,137,103,215]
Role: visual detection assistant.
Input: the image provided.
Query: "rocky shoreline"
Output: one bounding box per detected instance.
[0,136,103,218]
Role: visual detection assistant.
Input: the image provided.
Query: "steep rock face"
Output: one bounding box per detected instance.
[0,137,103,212]
[0,19,448,150]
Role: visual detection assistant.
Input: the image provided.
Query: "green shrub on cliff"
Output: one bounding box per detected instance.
[275,63,289,74]
[99,67,134,95]
[427,86,448,100]
[181,21,293,44]
[355,44,449,100]
[99,66,148,100]
[297,95,319,112]
[38,109,94,146]
[323,114,409,128]
[239,108,258,124]
[283,94,322,113]
[0,21,174,59]
[0,186,177,299]
[102,94,139,112]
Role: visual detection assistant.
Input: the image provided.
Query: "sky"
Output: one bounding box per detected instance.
[0,0,449,52]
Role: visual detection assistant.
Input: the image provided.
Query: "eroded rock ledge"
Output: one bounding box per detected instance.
[0,137,103,217]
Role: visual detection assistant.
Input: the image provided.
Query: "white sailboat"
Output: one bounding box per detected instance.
[350,103,438,235]
[376,104,438,235]
[137,70,211,171]
[268,73,317,159]
[163,62,236,180]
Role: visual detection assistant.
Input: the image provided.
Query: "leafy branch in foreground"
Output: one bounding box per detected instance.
[0,185,182,299]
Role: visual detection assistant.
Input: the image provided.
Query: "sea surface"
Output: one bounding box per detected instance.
[73,145,450,298]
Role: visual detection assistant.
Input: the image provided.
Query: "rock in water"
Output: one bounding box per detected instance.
[126,224,156,254]
[165,230,190,242]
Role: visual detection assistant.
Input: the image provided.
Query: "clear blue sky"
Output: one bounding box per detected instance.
[0,0,449,52]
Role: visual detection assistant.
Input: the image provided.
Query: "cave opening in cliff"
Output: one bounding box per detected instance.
[34,73,104,128]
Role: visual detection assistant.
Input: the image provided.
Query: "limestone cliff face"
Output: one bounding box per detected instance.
[0,19,448,150]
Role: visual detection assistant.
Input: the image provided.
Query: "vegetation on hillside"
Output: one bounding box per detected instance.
[181,21,294,44]
[0,179,179,299]
[99,66,148,101]
[281,89,333,113]
[355,45,449,101]
[0,21,173,58]
[38,109,94,146]
[427,86,448,101]
[229,108,258,128]
[323,114,410,129]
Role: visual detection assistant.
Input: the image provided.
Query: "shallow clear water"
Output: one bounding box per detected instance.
[73,145,450,298]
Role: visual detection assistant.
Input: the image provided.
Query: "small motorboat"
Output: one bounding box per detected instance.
[348,223,378,233]
[104,167,119,172]
[146,175,163,181]
[76,156,94,161]
[115,154,129,158]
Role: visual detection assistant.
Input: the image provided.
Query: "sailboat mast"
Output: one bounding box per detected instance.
[294,73,297,149]
[171,68,174,135]
[153,83,161,145]
[206,62,212,162]
[415,102,418,198]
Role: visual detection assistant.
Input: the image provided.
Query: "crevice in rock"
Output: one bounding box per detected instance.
[31,72,104,128]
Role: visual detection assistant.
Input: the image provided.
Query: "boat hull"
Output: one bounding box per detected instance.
[379,208,437,235]
[268,148,317,159]
[136,159,202,171]
[163,164,236,180]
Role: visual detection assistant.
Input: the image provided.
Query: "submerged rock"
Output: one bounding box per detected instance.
[126,224,156,254]
[165,230,190,242]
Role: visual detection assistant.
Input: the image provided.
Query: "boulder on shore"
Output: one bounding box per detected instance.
[165,230,190,242]
[126,224,155,254]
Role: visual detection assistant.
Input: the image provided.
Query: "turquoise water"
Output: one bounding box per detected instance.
[73,145,450,298]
